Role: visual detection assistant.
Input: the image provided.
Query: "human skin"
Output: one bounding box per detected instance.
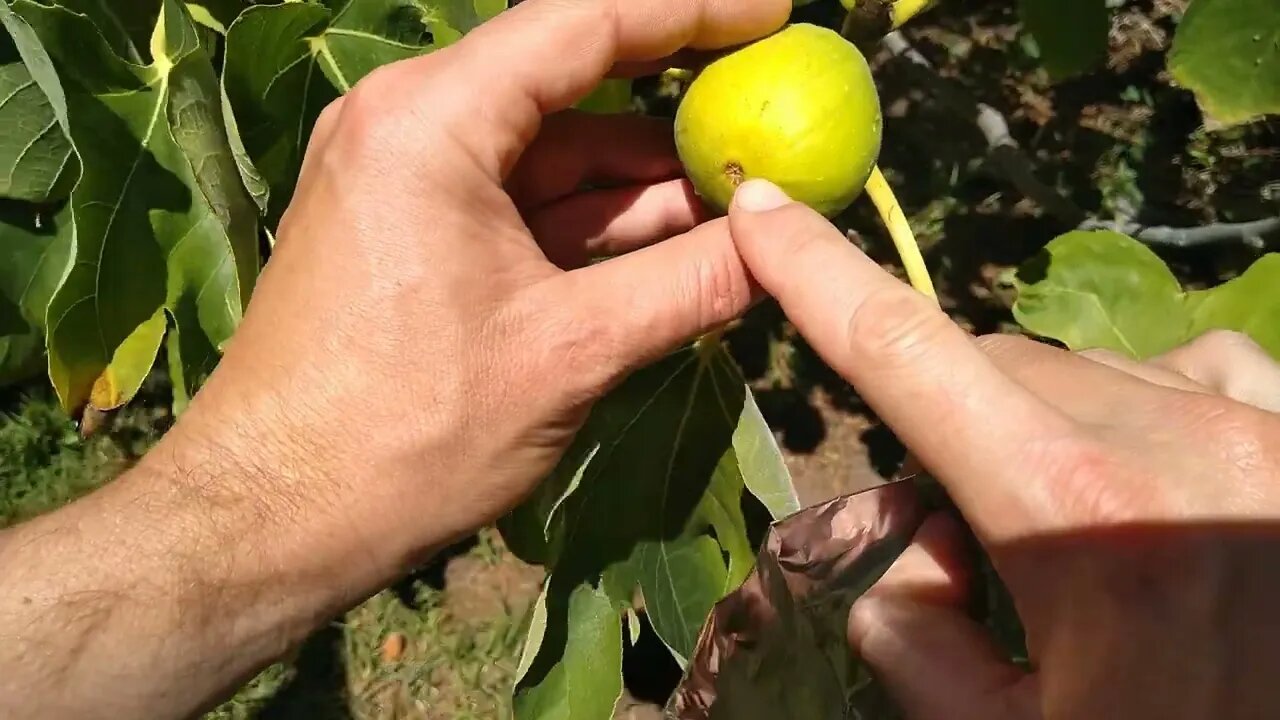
[1,0,1278,717]
[730,179,1280,720]
[0,0,791,717]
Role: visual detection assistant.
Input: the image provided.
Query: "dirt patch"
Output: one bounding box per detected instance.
[443,532,544,625]
[781,391,888,506]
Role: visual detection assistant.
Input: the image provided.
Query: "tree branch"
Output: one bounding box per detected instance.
[880,31,1088,226]
[880,30,1279,250]
[1080,217,1280,249]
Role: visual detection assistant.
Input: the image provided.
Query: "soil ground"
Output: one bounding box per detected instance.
[1,0,1276,717]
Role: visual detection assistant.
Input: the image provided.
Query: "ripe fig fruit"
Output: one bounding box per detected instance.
[674,23,882,218]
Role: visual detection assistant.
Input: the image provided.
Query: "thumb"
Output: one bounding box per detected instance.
[549,216,760,381]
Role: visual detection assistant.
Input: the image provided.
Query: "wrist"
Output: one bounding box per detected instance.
[0,419,388,719]
[163,361,459,605]
[153,395,384,608]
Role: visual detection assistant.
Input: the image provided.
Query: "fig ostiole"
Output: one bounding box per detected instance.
[674,23,883,219]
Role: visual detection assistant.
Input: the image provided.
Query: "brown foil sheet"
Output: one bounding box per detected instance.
[666,479,925,720]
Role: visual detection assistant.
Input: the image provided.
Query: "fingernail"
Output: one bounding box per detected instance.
[734,179,791,212]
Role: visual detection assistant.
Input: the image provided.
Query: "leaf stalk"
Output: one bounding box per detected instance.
[885,0,937,28]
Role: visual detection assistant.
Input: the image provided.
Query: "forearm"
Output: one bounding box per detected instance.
[0,401,398,719]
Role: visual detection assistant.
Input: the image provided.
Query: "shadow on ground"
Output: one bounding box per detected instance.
[258,624,353,720]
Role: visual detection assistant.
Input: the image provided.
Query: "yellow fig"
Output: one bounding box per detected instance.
[674,24,882,218]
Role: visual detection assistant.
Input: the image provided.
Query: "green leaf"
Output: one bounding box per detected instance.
[514,581,551,686]
[0,201,71,330]
[1169,0,1280,126]
[222,2,338,221]
[165,62,263,405]
[221,0,508,221]
[635,534,730,661]
[0,331,42,387]
[56,0,159,64]
[0,8,74,202]
[309,0,508,89]
[0,201,71,387]
[513,581,623,720]
[1187,254,1280,358]
[1013,231,1189,358]
[502,343,799,694]
[14,0,259,411]
[1017,0,1109,80]
[1014,230,1280,360]
[625,607,641,647]
[423,0,507,46]
[220,81,270,215]
[186,0,248,33]
[731,382,800,521]
[575,79,633,114]
[313,0,447,92]
[222,0,506,221]
[0,295,23,338]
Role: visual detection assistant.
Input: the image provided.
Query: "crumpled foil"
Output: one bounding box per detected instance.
[666,479,926,720]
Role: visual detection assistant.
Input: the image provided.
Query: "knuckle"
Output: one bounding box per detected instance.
[313,98,343,134]
[304,98,345,156]
[1078,346,1127,365]
[1170,393,1280,511]
[974,332,1034,362]
[1166,330,1280,410]
[1176,390,1236,427]
[1216,420,1273,475]
[330,65,442,158]
[1170,330,1268,379]
[1024,434,1163,523]
[328,87,390,156]
[521,291,621,398]
[688,250,751,331]
[844,283,951,368]
[1188,328,1259,357]
[1187,396,1275,469]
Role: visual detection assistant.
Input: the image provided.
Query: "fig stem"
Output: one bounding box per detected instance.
[696,326,727,358]
[866,165,938,304]
[842,0,937,46]
[886,0,936,28]
[662,68,694,83]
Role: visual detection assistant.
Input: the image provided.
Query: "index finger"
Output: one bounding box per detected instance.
[728,181,1078,540]
[423,0,790,177]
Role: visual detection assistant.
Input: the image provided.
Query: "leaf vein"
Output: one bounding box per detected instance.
[652,356,708,647]
[556,354,699,568]
[262,51,310,101]
[314,41,352,93]
[89,81,168,361]
[295,57,317,164]
[5,116,59,189]
[323,27,424,51]
[0,78,35,112]
[1036,285,1139,356]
